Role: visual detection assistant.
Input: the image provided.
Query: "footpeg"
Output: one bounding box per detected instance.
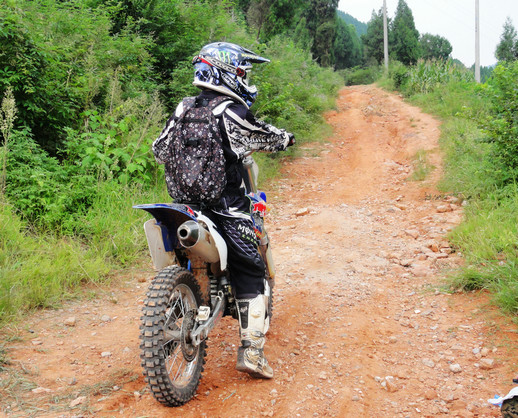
[196,306,210,322]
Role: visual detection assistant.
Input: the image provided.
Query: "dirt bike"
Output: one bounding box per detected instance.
[134,155,275,406]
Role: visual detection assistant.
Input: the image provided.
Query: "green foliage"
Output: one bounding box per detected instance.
[0,200,109,321]
[404,60,474,95]
[333,18,362,70]
[447,186,518,313]
[389,0,420,65]
[484,61,518,181]
[389,61,410,89]
[305,0,339,67]
[5,129,98,231]
[0,0,157,153]
[420,33,452,61]
[341,66,382,86]
[361,8,385,65]
[495,17,518,62]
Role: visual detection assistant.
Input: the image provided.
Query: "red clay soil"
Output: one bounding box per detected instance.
[1,85,517,418]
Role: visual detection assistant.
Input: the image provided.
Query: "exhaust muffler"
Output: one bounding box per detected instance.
[177,220,220,263]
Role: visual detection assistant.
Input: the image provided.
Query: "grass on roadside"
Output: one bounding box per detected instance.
[384,61,518,315]
[409,149,435,182]
[0,182,168,324]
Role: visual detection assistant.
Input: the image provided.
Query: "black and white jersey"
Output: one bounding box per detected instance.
[152,90,290,196]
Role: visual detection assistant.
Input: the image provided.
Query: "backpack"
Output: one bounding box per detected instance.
[164,95,232,205]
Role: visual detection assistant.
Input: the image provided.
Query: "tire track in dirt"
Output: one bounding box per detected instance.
[1,85,517,417]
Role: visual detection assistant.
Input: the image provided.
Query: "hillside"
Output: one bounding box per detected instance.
[337,10,367,36]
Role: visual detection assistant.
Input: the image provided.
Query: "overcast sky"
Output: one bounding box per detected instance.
[338,0,518,67]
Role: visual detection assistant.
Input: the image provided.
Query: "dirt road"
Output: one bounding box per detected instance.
[2,85,517,417]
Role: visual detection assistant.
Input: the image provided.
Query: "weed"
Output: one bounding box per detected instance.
[409,149,434,181]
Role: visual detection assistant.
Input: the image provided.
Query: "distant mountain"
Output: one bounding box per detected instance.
[337,10,367,36]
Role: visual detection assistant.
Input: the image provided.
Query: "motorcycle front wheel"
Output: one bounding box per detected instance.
[140,265,206,406]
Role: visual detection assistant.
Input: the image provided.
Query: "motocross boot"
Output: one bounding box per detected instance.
[235,294,274,379]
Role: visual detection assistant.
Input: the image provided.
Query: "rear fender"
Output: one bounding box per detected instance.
[134,203,197,270]
[134,203,228,271]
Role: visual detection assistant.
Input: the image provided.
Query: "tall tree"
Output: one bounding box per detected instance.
[333,18,362,69]
[362,8,385,65]
[247,0,307,42]
[306,0,339,66]
[495,17,518,62]
[390,0,420,65]
[420,33,452,61]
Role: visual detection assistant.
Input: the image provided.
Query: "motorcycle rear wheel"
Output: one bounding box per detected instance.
[140,265,206,406]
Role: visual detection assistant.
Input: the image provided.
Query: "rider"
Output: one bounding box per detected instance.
[152,42,295,379]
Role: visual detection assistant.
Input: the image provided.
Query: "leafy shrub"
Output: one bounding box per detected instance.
[484,61,518,182]
[4,129,97,231]
[390,61,410,89]
[341,66,382,86]
[1,0,157,153]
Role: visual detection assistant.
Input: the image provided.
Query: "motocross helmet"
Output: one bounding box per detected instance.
[192,42,270,108]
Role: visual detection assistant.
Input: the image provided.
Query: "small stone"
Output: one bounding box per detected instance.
[424,389,437,400]
[134,391,142,400]
[68,377,77,386]
[352,395,360,401]
[101,351,112,358]
[31,339,43,346]
[384,376,399,393]
[64,317,76,327]
[479,358,494,370]
[437,205,452,213]
[101,315,111,322]
[32,387,52,394]
[69,396,87,408]
[449,363,462,373]
[295,208,310,217]
[422,358,435,368]
[388,336,397,344]
[480,347,490,357]
[400,259,413,267]
[404,230,419,240]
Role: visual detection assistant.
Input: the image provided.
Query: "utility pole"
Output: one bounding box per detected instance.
[475,0,480,82]
[383,0,389,71]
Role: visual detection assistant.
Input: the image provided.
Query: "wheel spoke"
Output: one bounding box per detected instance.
[173,357,186,381]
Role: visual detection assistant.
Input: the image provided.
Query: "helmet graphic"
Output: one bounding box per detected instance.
[192,42,270,108]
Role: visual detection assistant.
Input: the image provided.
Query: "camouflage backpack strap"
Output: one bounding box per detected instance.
[173,97,196,121]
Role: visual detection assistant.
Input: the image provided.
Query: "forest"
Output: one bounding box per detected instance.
[2,0,518,320]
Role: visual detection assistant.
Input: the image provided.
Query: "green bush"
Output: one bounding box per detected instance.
[341,66,382,86]
[484,62,518,182]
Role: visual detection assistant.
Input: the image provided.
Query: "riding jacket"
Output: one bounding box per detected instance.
[152,90,291,202]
